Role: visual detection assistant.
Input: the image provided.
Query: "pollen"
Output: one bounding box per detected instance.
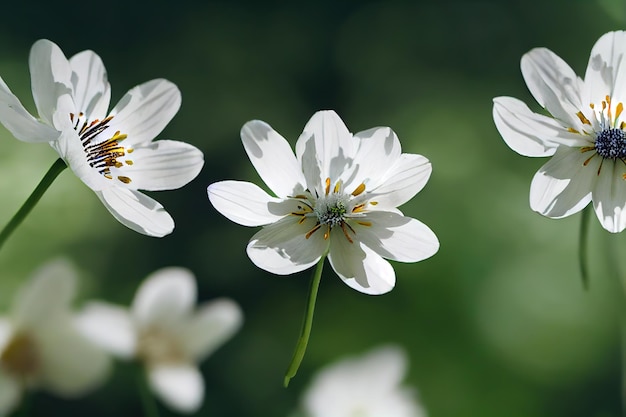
[71,112,134,183]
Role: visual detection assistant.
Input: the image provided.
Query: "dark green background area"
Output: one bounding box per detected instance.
[0,1,624,416]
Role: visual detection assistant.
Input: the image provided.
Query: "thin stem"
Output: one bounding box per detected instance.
[137,365,160,417]
[578,205,591,290]
[284,256,325,387]
[607,233,626,415]
[0,158,66,251]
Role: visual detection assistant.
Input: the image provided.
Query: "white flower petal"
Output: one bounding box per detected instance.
[108,79,180,147]
[68,49,111,121]
[0,371,21,416]
[583,31,626,107]
[132,267,197,329]
[12,259,76,331]
[303,346,424,417]
[148,363,204,414]
[529,146,599,218]
[246,216,328,275]
[521,47,583,127]
[0,77,60,143]
[207,180,287,227]
[351,127,402,189]
[37,317,111,396]
[29,39,73,125]
[369,154,432,210]
[592,160,626,233]
[75,302,136,359]
[328,235,396,295]
[492,96,587,157]
[356,211,439,263]
[295,110,355,193]
[96,187,174,237]
[180,298,243,362]
[124,140,204,191]
[241,120,305,198]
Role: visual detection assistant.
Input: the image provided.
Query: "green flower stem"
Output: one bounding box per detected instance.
[608,233,626,414]
[578,205,592,290]
[137,364,160,417]
[284,255,325,387]
[0,158,66,252]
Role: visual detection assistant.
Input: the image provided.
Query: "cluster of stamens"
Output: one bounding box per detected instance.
[290,178,373,243]
[576,96,626,175]
[70,112,134,184]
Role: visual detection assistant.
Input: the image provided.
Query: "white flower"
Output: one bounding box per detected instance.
[298,345,426,417]
[207,110,439,295]
[76,267,243,414]
[0,39,204,237]
[0,259,111,416]
[493,31,626,233]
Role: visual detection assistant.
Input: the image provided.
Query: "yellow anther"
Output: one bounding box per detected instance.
[356,221,372,227]
[117,176,132,184]
[325,178,331,195]
[616,102,623,123]
[567,127,580,134]
[125,160,133,165]
[577,111,591,125]
[333,180,342,194]
[351,183,366,196]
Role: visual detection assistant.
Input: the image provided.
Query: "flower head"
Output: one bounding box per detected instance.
[208,110,439,295]
[298,345,426,417]
[0,39,204,237]
[493,31,626,232]
[0,259,111,415]
[76,267,243,413]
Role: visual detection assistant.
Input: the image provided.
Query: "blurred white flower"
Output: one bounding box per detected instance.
[493,31,626,233]
[76,267,243,414]
[0,259,111,415]
[299,345,426,417]
[0,39,204,237]
[208,110,439,295]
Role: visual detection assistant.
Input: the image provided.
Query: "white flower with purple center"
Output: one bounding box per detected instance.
[493,31,626,232]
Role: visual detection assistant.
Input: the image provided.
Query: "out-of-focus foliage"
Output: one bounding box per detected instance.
[0,1,623,416]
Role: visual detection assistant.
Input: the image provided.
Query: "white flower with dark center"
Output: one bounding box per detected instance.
[493,31,626,232]
[0,259,111,415]
[76,267,243,414]
[0,39,204,237]
[207,110,439,295]
[298,346,426,417]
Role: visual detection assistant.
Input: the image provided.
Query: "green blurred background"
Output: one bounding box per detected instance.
[0,0,625,416]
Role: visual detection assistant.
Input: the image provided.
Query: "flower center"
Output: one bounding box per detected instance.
[0,332,39,379]
[594,128,626,159]
[314,193,350,227]
[70,112,134,184]
[290,178,373,243]
[137,328,186,366]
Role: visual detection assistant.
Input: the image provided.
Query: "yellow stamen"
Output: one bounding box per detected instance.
[333,180,342,194]
[583,154,596,166]
[305,224,321,239]
[580,146,595,153]
[616,102,624,123]
[356,221,372,227]
[340,223,353,243]
[568,127,580,134]
[577,111,591,125]
[118,176,132,184]
[351,183,366,196]
[352,204,366,213]
[325,178,331,195]
[125,160,134,165]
